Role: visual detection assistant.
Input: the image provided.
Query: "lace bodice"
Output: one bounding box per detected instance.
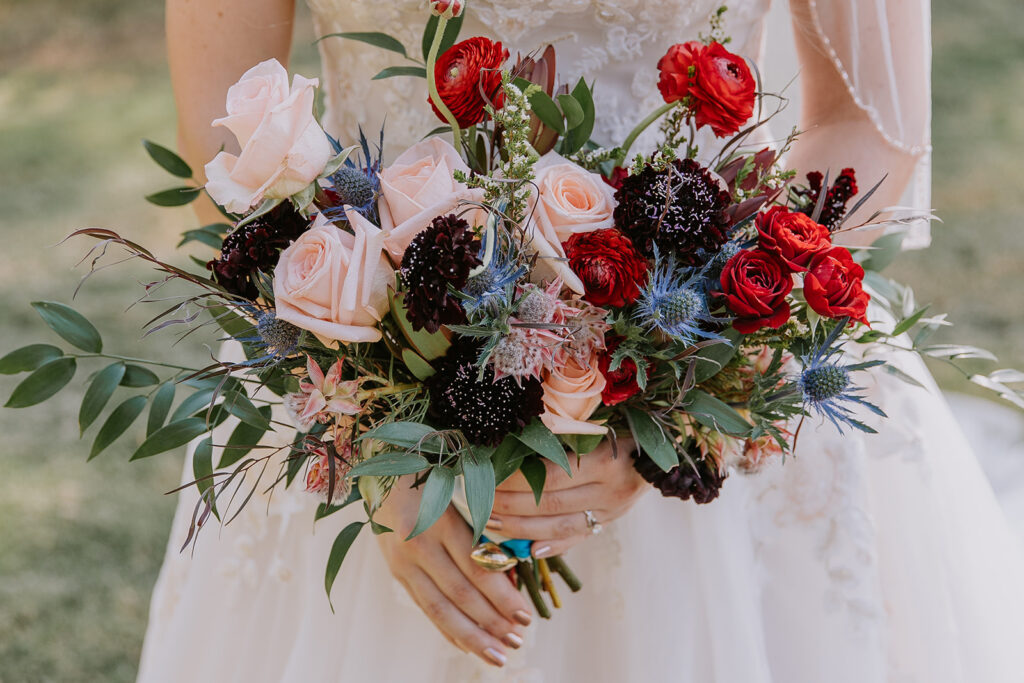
[307,0,772,158]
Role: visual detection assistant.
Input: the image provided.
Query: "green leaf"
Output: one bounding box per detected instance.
[5,357,77,408]
[624,407,678,472]
[923,344,998,362]
[349,451,431,477]
[407,467,456,539]
[860,232,904,273]
[0,344,63,374]
[526,90,565,134]
[372,66,427,80]
[389,291,451,360]
[192,437,218,519]
[89,395,147,460]
[557,93,585,130]
[320,31,407,57]
[325,521,366,609]
[421,13,464,62]
[401,348,436,380]
[131,418,209,460]
[222,390,272,431]
[519,457,547,505]
[561,79,596,155]
[207,305,254,340]
[490,436,529,485]
[170,388,215,424]
[178,223,230,249]
[513,419,570,475]
[142,139,192,178]
[218,405,273,468]
[685,390,753,437]
[463,449,496,544]
[561,432,604,456]
[360,421,442,453]
[891,306,929,338]
[79,362,125,433]
[31,301,102,353]
[145,186,201,207]
[119,364,160,387]
[147,381,176,436]
[692,333,739,383]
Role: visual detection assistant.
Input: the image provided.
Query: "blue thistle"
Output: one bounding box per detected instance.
[460,207,526,318]
[229,305,302,367]
[797,320,886,433]
[321,127,383,224]
[634,250,724,345]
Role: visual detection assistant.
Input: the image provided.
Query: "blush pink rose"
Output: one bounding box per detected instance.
[527,153,617,294]
[539,350,608,436]
[204,59,333,214]
[273,212,393,346]
[378,137,485,263]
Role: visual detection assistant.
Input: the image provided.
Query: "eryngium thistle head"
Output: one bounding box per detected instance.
[327,166,375,208]
[256,311,301,357]
[634,252,721,344]
[208,203,311,299]
[426,338,544,446]
[400,214,482,333]
[614,158,731,265]
[799,363,851,403]
[630,448,727,504]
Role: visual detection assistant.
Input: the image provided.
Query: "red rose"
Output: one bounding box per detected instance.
[564,229,648,308]
[719,249,794,334]
[803,247,870,325]
[657,41,755,138]
[430,37,509,128]
[756,206,832,272]
[598,337,648,406]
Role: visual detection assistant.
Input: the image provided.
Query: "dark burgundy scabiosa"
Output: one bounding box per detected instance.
[400,214,481,333]
[795,168,859,231]
[614,158,731,265]
[208,203,312,299]
[425,338,545,446]
[630,448,728,504]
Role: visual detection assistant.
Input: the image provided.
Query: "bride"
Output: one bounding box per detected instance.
[138,0,1024,681]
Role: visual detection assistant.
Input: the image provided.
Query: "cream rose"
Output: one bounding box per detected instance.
[539,350,608,435]
[526,153,617,294]
[204,59,333,214]
[274,212,393,346]
[378,137,485,262]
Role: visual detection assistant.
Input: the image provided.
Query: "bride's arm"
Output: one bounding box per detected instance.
[786,0,930,247]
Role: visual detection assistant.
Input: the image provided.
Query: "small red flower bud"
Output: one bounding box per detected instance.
[428,0,463,19]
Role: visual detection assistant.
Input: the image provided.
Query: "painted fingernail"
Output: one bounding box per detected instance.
[533,545,552,558]
[503,632,523,649]
[483,647,507,667]
[514,610,532,626]
[485,517,503,530]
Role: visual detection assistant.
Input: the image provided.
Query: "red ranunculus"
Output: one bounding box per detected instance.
[657,41,755,138]
[564,228,648,308]
[598,336,647,406]
[430,37,509,128]
[803,247,870,325]
[719,249,794,334]
[756,206,832,272]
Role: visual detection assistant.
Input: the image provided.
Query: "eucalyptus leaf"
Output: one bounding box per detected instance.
[325,521,366,609]
[463,449,496,543]
[192,437,218,519]
[407,467,456,539]
[147,381,176,436]
[170,388,215,424]
[514,419,571,475]
[120,364,160,388]
[145,186,201,207]
[491,436,529,485]
[89,395,147,460]
[5,357,77,409]
[349,451,431,477]
[131,418,209,460]
[686,390,753,437]
[624,407,678,472]
[79,362,125,433]
[319,31,407,57]
[360,421,442,453]
[520,457,547,505]
[222,390,272,431]
[218,405,273,468]
[31,301,102,353]
[373,66,428,80]
[142,139,192,178]
[0,344,63,374]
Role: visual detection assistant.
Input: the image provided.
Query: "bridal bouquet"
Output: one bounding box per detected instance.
[5,1,1022,617]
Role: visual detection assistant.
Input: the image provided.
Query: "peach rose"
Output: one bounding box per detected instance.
[527,153,617,294]
[204,59,333,214]
[378,137,485,263]
[539,350,608,435]
[273,211,393,346]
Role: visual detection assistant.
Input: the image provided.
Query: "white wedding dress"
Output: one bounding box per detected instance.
[136,1,1024,681]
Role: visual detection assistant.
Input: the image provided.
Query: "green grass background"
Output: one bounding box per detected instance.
[0,1,1021,680]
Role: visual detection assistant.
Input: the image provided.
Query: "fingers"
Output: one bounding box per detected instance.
[445,538,534,628]
[531,535,589,560]
[492,483,603,516]
[485,509,593,541]
[402,566,511,668]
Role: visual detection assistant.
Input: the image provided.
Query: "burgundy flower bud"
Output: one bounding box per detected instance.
[428,0,463,19]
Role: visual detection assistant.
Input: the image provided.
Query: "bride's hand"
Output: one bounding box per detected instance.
[374,476,532,668]
[487,438,647,558]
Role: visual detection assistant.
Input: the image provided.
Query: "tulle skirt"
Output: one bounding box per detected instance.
[136,337,1024,683]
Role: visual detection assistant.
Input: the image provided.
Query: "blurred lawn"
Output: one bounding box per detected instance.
[0,0,1022,680]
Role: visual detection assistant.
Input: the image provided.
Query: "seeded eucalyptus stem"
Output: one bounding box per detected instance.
[618,101,678,166]
[426,16,463,156]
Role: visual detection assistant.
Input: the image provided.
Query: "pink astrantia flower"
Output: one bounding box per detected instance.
[284,355,362,431]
